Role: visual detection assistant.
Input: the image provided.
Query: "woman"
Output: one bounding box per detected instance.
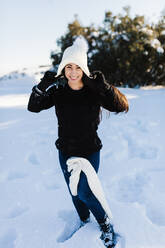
[28,36,129,248]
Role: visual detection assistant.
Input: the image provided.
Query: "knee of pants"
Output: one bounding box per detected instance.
[78,187,94,203]
[77,174,95,203]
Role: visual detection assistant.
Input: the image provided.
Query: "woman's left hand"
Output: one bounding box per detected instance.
[83,71,110,93]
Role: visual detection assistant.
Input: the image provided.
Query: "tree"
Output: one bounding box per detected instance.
[51,8,165,87]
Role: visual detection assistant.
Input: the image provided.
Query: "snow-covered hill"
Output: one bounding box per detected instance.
[0,74,165,248]
[0,64,52,82]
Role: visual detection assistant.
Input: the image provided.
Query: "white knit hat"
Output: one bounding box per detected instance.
[56,36,90,77]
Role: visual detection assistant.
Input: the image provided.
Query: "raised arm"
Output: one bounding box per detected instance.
[27,70,60,113]
[84,71,129,113]
[27,86,55,113]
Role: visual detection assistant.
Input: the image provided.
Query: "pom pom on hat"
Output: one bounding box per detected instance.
[73,36,88,53]
[56,36,90,77]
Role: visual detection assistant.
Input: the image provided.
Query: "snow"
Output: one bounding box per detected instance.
[121,34,130,42]
[161,30,165,35]
[140,28,153,36]
[151,38,161,47]
[0,65,52,82]
[114,18,121,25]
[157,47,164,53]
[0,74,165,248]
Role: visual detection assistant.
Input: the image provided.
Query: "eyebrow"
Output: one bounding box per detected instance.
[66,64,81,68]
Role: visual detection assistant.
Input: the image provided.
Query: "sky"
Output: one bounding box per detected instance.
[1,0,165,75]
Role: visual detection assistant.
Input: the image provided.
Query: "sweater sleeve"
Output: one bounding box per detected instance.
[98,85,129,113]
[27,85,55,113]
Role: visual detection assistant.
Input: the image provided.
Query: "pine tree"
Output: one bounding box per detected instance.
[51,8,165,87]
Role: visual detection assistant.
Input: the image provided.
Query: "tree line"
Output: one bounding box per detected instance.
[51,7,165,87]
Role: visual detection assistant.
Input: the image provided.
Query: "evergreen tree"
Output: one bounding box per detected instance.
[51,8,165,87]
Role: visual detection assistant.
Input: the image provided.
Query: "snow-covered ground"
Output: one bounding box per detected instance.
[0,75,165,248]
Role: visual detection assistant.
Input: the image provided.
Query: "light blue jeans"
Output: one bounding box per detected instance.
[58,150,106,224]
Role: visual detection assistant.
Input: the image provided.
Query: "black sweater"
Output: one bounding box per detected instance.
[27,82,126,156]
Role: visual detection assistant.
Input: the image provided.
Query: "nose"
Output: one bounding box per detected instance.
[71,69,77,76]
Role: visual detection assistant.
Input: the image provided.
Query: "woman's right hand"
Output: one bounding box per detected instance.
[37,70,58,91]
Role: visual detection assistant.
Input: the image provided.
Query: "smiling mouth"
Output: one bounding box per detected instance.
[70,77,77,80]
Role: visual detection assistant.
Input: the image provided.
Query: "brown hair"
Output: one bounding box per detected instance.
[61,68,129,121]
[99,86,129,122]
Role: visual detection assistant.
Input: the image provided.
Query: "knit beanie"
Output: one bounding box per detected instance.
[56,36,90,77]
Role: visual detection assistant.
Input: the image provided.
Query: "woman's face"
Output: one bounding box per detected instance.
[64,63,83,84]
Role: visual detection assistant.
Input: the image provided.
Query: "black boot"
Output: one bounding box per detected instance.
[80,215,90,227]
[99,216,116,248]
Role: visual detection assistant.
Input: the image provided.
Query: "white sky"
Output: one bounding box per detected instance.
[1,0,165,74]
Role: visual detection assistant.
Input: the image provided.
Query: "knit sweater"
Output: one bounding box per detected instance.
[27,81,126,156]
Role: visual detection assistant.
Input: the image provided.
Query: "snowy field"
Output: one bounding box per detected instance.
[0,75,165,248]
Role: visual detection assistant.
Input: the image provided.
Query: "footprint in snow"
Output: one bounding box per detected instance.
[44,181,60,191]
[112,170,165,227]
[144,170,165,227]
[7,206,29,219]
[0,229,17,248]
[7,171,27,181]
[146,202,165,227]
[123,134,158,160]
[27,152,39,165]
[57,210,81,242]
[111,173,148,204]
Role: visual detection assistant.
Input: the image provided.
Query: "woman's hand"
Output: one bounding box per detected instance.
[37,70,58,91]
[83,71,110,93]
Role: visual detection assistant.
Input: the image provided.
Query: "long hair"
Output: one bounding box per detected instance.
[82,73,129,121]
[99,85,129,122]
[61,69,129,122]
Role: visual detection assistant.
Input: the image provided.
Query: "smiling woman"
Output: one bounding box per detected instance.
[27,36,129,248]
[64,64,84,90]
